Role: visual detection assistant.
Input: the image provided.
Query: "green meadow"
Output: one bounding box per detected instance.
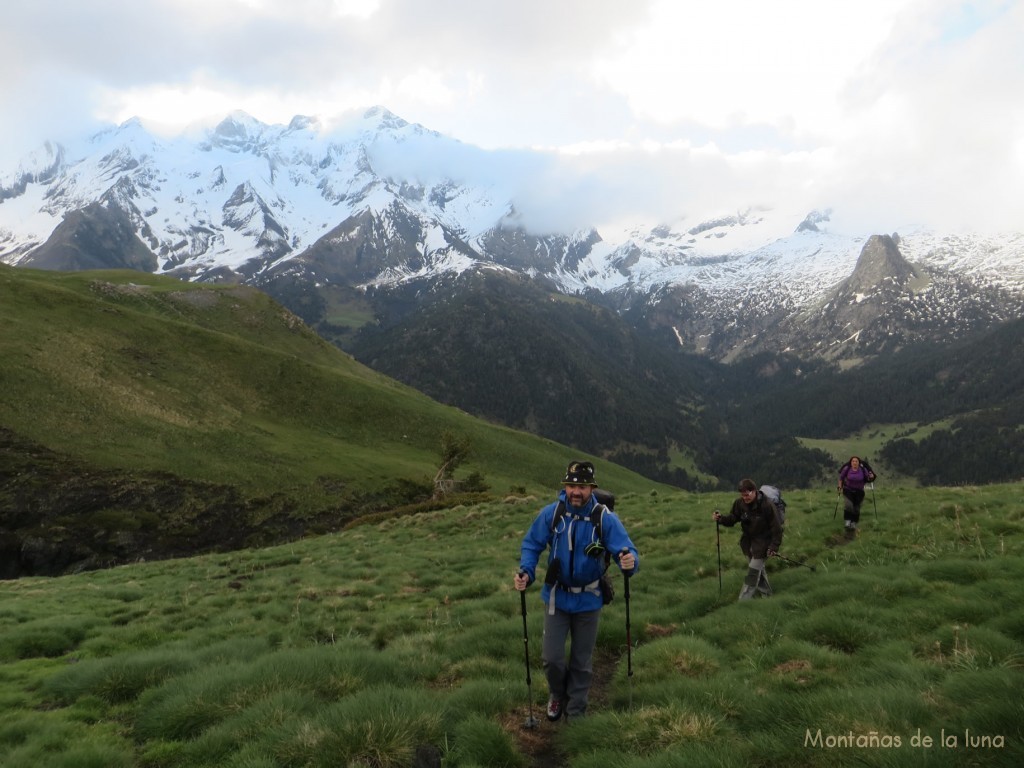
[2,265,636,498]
[1,265,669,576]
[2,483,1022,767]
[800,422,955,486]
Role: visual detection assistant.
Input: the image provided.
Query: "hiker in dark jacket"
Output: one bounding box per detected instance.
[514,460,638,722]
[838,456,876,537]
[713,478,783,600]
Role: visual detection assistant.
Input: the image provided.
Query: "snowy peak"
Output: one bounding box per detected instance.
[286,115,319,132]
[795,209,832,233]
[208,112,263,150]
[221,181,289,258]
[0,141,64,202]
[787,231,1024,362]
[362,105,409,132]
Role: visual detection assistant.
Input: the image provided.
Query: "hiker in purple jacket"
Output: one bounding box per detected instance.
[838,456,876,537]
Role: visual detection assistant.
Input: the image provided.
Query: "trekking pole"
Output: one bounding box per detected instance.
[621,549,633,709]
[771,552,817,572]
[517,571,539,729]
[832,489,841,520]
[870,483,877,518]
[714,514,722,597]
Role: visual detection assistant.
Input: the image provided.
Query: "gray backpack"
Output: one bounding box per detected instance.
[759,485,786,523]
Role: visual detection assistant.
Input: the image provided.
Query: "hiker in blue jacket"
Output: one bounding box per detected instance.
[513,460,638,722]
[839,456,876,537]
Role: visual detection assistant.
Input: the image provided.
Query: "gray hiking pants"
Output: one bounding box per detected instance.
[542,607,601,718]
[739,557,772,600]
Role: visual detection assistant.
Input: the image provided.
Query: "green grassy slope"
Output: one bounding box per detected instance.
[0,265,670,574]
[0,483,1021,767]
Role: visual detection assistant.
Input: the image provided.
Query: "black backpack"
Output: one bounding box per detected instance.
[759,485,786,523]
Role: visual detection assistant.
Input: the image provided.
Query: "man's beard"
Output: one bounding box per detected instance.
[567,491,587,506]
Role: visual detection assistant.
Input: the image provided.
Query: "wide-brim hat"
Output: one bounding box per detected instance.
[563,461,598,486]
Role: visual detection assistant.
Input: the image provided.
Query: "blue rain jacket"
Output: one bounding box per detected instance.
[519,489,639,613]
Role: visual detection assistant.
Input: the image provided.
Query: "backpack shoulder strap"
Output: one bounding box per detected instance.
[551,500,607,535]
[590,503,607,544]
[550,499,567,533]
[590,503,611,569]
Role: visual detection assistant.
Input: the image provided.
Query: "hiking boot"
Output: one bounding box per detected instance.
[546,697,563,721]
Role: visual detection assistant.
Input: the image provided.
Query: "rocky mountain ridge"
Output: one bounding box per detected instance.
[2,108,1022,364]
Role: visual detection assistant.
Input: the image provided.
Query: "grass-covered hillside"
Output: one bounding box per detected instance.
[0,265,668,575]
[0,483,1021,767]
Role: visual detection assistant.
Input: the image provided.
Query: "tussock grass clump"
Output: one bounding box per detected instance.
[442,678,520,720]
[632,635,721,679]
[919,559,991,585]
[269,686,444,768]
[0,615,98,660]
[133,644,427,742]
[758,638,846,690]
[43,646,197,704]
[790,606,885,654]
[919,624,1022,670]
[167,690,320,767]
[449,713,526,767]
[0,715,133,768]
[0,714,34,746]
[560,705,724,767]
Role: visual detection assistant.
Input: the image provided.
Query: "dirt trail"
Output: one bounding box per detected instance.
[504,647,620,768]
[825,529,858,547]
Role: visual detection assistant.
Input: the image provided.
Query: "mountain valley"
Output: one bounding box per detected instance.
[2,108,1023,490]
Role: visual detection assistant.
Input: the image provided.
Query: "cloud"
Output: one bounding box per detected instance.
[592,0,911,142]
[821,0,1024,232]
[1,0,1021,234]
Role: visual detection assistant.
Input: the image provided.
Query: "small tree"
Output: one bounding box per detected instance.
[433,430,471,499]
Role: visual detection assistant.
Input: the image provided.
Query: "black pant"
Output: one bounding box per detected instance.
[843,489,865,523]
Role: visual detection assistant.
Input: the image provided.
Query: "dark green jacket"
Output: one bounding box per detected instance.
[719,491,783,559]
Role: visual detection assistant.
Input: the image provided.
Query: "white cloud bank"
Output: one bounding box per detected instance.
[1,0,1021,235]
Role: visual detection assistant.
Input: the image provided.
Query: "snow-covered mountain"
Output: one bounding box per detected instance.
[2,107,1022,363]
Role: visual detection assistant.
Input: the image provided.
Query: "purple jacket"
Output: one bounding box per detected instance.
[840,465,874,492]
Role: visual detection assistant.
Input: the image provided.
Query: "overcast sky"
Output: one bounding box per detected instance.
[2,0,1022,235]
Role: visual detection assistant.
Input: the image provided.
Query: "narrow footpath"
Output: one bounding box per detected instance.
[503,647,619,768]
